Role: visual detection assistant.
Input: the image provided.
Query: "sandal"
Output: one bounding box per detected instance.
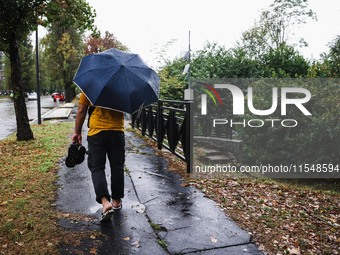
[112,199,122,210]
[100,208,114,222]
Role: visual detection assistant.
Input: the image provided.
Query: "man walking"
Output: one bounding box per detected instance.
[72,93,125,221]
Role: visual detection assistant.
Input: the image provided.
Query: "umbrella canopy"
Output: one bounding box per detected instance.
[73,48,160,114]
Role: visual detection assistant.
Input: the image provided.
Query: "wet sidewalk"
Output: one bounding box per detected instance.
[56,122,264,255]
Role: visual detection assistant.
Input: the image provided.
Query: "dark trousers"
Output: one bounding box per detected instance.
[87,131,125,204]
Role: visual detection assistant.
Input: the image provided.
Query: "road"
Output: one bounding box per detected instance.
[0,96,56,140]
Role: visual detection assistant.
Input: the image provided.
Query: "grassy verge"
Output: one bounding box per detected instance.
[136,130,340,255]
[0,121,96,255]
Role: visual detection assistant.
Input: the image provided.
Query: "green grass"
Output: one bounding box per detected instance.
[150,222,164,232]
[157,239,168,250]
[0,121,75,255]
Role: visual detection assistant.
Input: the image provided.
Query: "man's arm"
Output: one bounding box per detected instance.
[72,103,88,144]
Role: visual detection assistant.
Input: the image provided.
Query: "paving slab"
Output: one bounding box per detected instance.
[42,107,72,120]
[60,103,75,108]
[185,243,263,255]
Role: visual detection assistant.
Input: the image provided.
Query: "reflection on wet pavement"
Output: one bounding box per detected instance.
[0,96,55,140]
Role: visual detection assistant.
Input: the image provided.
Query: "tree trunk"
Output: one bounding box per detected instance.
[9,40,34,141]
[65,81,76,103]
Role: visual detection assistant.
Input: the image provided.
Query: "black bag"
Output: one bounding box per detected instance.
[65,143,86,168]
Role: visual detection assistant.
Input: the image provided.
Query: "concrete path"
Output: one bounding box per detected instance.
[56,123,264,255]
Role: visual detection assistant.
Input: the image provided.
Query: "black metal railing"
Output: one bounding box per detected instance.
[132,99,193,173]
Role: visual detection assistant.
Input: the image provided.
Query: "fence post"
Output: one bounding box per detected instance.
[185,101,193,173]
[168,109,174,152]
[147,106,154,137]
[131,113,136,128]
[141,108,147,136]
[157,100,163,150]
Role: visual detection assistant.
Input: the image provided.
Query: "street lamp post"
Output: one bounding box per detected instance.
[183,31,193,173]
[184,31,193,100]
[35,20,41,124]
[188,30,191,89]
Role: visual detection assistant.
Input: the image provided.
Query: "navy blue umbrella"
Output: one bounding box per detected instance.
[73,48,159,114]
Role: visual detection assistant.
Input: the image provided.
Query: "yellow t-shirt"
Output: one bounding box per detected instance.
[79,93,124,136]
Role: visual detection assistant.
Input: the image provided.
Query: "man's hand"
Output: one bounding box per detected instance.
[72,133,82,144]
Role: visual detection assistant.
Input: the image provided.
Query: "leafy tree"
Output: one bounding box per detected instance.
[43,1,97,102]
[20,39,36,93]
[58,31,81,101]
[84,31,128,55]
[40,35,59,93]
[325,35,340,77]
[159,43,262,101]
[240,0,316,59]
[307,60,332,78]
[42,23,84,101]
[41,30,128,101]
[191,43,230,78]
[158,58,187,101]
[0,0,38,140]
[306,36,340,78]
[260,44,310,77]
[2,40,35,93]
[191,43,263,78]
[39,37,60,93]
[159,41,309,102]
[0,0,96,140]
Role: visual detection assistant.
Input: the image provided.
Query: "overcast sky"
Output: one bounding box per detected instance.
[86,0,340,68]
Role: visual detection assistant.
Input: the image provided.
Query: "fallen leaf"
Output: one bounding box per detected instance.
[90,248,97,254]
[180,183,190,187]
[288,246,301,255]
[137,207,145,213]
[131,240,141,248]
[210,236,218,243]
[123,237,130,241]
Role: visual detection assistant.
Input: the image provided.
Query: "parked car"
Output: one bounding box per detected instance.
[28,92,38,100]
[51,92,59,98]
[0,90,11,96]
[52,92,65,102]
